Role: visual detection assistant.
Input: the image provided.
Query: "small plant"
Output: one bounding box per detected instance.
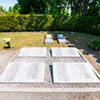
[3,38,11,48]
[89,39,100,50]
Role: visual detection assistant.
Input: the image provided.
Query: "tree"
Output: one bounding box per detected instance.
[17,0,48,14]
[9,7,13,12]
[0,6,4,12]
[0,6,5,15]
[13,4,21,14]
[87,0,100,16]
[48,0,66,15]
[17,0,66,15]
[66,0,100,16]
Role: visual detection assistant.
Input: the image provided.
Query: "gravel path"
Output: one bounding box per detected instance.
[0,92,100,100]
[0,50,19,74]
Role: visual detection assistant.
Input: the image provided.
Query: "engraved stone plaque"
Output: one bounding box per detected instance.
[57,34,64,39]
[18,47,47,57]
[52,47,80,57]
[0,62,45,83]
[53,62,100,83]
[45,38,53,44]
[46,35,53,39]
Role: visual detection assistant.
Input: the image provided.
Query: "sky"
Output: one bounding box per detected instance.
[0,0,17,11]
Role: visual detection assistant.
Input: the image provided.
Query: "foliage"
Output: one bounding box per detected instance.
[0,6,5,15]
[8,7,13,12]
[89,39,100,50]
[66,0,100,16]
[0,15,100,35]
[0,6,4,12]
[1,0,100,16]
[13,4,21,14]
[17,0,48,14]
[17,0,66,15]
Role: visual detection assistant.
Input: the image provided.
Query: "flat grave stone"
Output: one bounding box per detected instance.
[46,35,53,39]
[58,39,69,44]
[57,34,64,39]
[0,62,45,83]
[18,47,47,57]
[53,62,100,83]
[45,38,53,44]
[52,47,80,57]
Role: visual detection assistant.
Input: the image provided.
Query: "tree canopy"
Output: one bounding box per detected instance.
[3,0,99,16]
[13,4,21,14]
[66,0,100,16]
[17,0,66,15]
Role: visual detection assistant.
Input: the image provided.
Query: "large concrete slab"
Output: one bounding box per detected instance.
[52,47,80,57]
[18,47,47,57]
[53,62,100,83]
[0,62,45,83]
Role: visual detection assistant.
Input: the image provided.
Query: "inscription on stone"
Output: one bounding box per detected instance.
[53,62,100,83]
[52,47,80,57]
[18,47,47,57]
[0,62,45,83]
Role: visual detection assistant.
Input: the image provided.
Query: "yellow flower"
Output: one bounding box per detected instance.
[5,39,9,43]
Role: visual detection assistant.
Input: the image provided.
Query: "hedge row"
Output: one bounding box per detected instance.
[0,15,100,35]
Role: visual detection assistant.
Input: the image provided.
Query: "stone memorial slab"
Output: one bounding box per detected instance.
[58,39,69,44]
[52,47,80,57]
[46,35,53,39]
[45,38,53,44]
[18,47,47,57]
[53,62,100,83]
[0,62,45,83]
[57,34,64,39]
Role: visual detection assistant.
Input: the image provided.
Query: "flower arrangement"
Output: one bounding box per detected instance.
[3,38,11,48]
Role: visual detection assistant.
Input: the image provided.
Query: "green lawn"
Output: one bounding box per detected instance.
[0,31,99,50]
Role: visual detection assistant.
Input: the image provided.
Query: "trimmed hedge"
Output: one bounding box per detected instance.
[0,15,100,35]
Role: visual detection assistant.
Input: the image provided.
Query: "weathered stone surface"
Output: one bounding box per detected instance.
[57,34,64,39]
[0,62,45,83]
[46,35,53,39]
[58,39,69,44]
[52,47,80,57]
[45,39,53,44]
[53,62,100,83]
[18,47,47,57]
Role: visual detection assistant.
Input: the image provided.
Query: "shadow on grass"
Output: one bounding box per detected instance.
[3,46,14,50]
[3,46,11,49]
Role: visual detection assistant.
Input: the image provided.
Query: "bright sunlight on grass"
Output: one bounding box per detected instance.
[0,32,68,50]
[0,31,99,50]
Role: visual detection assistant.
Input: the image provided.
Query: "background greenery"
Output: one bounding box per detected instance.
[0,0,100,50]
[0,15,100,36]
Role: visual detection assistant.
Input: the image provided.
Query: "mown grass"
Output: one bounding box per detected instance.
[0,32,68,50]
[0,31,99,50]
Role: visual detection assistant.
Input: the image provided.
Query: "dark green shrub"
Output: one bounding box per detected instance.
[89,39,100,50]
[0,15,100,36]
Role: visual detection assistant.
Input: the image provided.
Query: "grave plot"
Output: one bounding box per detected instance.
[18,47,47,57]
[53,62,100,83]
[0,62,45,83]
[45,35,54,44]
[57,34,69,44]
[52,47,80,57]
[45,38,54,44]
